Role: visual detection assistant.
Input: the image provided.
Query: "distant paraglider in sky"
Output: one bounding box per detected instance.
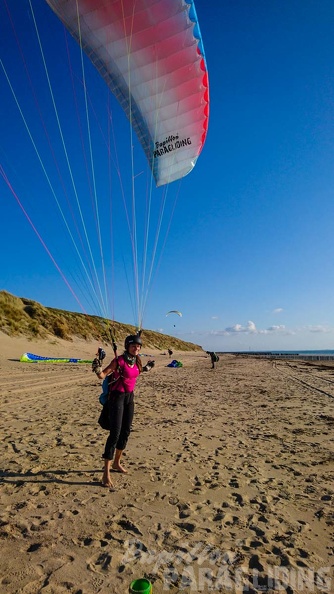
[166,310,182,327]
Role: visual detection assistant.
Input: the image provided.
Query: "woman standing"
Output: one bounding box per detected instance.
[93,334,154,488]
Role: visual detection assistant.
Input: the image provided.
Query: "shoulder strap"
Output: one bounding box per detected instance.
[108,356,125,393]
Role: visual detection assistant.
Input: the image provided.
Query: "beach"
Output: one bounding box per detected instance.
[0,333,333,593]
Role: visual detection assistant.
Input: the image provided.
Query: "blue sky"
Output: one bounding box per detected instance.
[1,0,334,352]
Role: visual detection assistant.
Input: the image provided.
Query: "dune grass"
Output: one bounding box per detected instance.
[0,290,202,352]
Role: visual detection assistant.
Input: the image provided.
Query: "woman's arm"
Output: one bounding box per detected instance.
[95,358,118,380]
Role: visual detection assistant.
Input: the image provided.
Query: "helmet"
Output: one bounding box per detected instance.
[124,334,142,350]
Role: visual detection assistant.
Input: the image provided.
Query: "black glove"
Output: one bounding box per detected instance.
[92,358,102,374]
[143,360,155,372]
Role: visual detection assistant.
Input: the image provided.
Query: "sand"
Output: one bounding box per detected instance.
[0,333,333,593]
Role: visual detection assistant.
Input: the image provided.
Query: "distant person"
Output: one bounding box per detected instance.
[92,333,155,489]
[168,349,173,358]
[91,348,108,375]
[206,351,219,369]
[97,347,106,365]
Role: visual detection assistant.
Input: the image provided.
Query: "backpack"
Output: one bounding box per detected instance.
[98,358,124,405]
[212,353,219,362]
[99,376,110,406]
[97,359,125,431]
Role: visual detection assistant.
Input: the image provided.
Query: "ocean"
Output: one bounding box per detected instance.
[269,350,334,356]
[223,349,334,361]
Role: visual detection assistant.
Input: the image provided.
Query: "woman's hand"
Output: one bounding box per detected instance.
[92,358,102,374]
[143,360,155,372]
[96,358,118,379]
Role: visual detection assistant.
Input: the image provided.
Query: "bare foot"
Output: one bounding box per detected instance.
[102,474,114,488]
[112,463,127,473]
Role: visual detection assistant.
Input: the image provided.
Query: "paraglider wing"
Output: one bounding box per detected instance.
[20,352,92,363]
[44,0,209,187]
[166,310,182,317]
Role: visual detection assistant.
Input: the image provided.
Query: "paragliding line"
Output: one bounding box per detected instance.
[0,165,87,314]
[3,0,103,318]
[28,0,108,318]
[0,40,106,319]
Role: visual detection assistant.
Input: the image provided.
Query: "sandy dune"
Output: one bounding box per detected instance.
[0,334,333,593]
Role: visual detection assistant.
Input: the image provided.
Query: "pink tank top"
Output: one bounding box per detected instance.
[111,355,140,393]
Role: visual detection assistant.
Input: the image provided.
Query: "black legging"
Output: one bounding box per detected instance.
[102,390,134,460]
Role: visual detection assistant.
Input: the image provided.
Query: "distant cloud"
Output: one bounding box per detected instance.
[211,316,219,320]
[225,324,243,333]
[225,321,257,334]
[308,325,331,334]
[273,308,283,314]
[220,321,258,334]
[210,321,287,336]
[195,321,334,342]
[266,325,286,333]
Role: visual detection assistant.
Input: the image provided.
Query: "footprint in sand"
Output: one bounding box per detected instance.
[249,553,265,571]
[222,513,240,527]
[229,477,239,488]
[177,502,191,519]
[249,497,268,513]
[27,543,43,552]
[87,551,112,573]
[117,518,143,536]
[168,496,179,506]
[149,468,175,486]
[175,521,196,533]
[232,492,245,506]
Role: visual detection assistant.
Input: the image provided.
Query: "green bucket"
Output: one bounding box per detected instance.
[129,578,152,593]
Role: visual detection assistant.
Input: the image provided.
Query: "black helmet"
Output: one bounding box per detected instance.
[125,334,142,350]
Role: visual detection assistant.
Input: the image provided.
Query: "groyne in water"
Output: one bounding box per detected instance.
[232,352,334,362]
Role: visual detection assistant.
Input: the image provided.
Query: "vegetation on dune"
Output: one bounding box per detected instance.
[0,291,202,352]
